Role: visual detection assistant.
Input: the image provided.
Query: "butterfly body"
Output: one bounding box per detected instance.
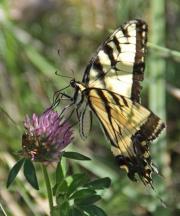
[59,19,165,186]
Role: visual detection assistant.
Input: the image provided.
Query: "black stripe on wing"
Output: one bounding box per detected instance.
[131,20,148,102]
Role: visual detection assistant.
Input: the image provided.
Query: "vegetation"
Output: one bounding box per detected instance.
[0,0,180,215]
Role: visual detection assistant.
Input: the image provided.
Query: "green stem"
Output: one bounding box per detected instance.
[42,165,54,215]
[148,42,180,62]
[0,202,8,216]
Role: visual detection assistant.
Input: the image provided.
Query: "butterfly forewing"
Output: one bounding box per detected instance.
[82,19,147,102]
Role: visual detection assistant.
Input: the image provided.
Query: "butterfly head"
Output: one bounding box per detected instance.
[70,79,86,92]
[70,79,77,88]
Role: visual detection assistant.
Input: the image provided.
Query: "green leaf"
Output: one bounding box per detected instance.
[56,193,67,206]
[52,203,70,216]
[70,188,96,200]
[62,151,91,161]
[55,179,68,197]
[52,184,58,196]
[51,206,60,216]
[82,205,108,216]
[67,173,88,196]
[56,161,64,182]
[59,201,70,216]
[23,159,39,190]
[84,177,111,190]
[7,158,25,188]
[74,194,101,206]
[69,207,85,216]
[54,160,68,196]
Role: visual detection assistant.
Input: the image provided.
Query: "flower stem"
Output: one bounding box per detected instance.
[42,164,54,215]
[0,202,8,216]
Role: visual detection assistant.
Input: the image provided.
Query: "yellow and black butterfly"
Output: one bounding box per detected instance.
[55,19,165,186]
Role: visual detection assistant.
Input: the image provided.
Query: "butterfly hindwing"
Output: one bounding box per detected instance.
[83,19,147,102]
[85,88,165,185]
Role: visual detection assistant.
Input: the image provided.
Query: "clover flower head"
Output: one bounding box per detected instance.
[22,109,73,163]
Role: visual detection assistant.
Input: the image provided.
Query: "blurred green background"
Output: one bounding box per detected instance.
[0,0,180,215]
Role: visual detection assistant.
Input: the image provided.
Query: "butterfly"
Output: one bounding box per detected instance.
[55,19,165,187]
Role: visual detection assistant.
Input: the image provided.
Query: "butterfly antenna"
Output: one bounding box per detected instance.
[55,71,73,79]
[56,48,74,79]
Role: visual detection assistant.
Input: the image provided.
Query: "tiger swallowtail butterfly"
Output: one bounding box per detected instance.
[55,19,165,187]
